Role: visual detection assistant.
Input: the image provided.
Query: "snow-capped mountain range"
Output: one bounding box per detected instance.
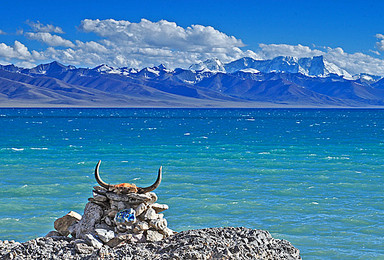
[190,56,353,79]
[1,56,384,107]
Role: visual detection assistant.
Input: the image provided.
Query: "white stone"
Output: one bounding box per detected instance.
[95,228,116,243]
[161,227,176,237]
[146,230,164,242]
[75,242,94,254]
[151,203,169,213]
[135,203,148,216]
[132,233,146,243]
[147,192,158,204]
[143,208,158,220]
[134,221,149,233]
[84,233,103,249]
[149,218,167,231]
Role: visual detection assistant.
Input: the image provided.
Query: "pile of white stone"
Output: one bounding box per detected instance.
[51,186,175,248]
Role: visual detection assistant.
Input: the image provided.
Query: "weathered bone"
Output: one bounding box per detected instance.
[94,160,162,194]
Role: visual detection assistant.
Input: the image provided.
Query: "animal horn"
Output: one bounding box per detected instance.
[138,166,162,194]
[94,160,112,190]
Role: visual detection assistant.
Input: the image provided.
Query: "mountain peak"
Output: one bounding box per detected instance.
[189,58,226,72]
[29,61,73,74]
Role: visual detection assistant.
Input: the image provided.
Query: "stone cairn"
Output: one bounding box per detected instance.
[50,161,175,249]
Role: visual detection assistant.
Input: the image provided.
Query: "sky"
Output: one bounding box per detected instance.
[1,0,384,75]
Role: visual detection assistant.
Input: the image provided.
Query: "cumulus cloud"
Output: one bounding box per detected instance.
[375,33,384,52]
[25,32,74,47]
[72,18,249,68]
[258,44,324,59]
[0,40,43,62]
[27,20,64,34]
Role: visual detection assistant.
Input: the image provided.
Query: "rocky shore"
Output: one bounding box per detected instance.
[0,227,301,259]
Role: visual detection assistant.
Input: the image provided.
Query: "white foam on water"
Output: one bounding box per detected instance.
[11,148,24,151]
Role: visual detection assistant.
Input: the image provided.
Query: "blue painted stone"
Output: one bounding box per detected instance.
[115,208,136,223]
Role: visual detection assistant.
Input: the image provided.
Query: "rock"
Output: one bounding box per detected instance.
[151,203,169,213]
[110,200,119,210]
[115,208,136,224]
[161,227,176,237]
[0,227,301,259]
[149,218,167,231]
[45,231,62,238]
[135,203,148,216]
[106,237,123,248]
[134,221,149,233]
[93,191,108,202]
[67,222,78,237]
[147,192,158,204]
[95,228,116,243]
[84,234,103,249]
[106,192,152,203]
[146,230,164,242]
[106,209,118,218]
[93,186,108,195]
[95,223,113,230]
[88,198,109,208]
[143,208,158,220]
[117,201,128,211]
[131,233,146,243]
[54,211,82,236]
[104,216,113,226]
[75,203,103,240]
[117,232,133,241]
[75,242,94,255]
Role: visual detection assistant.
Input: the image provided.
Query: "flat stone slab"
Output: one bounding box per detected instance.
[54,211,82,236]
[106,192,153,203]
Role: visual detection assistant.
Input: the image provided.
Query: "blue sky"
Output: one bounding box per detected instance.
[1,0,384,75]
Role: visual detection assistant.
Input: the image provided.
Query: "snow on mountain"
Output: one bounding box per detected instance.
[189,58,226,72]
[221,55,353,78]
[0,57,379,83]
[239,68,260,74]
[93,64,121,74]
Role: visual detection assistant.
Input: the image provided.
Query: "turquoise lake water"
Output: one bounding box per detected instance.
[0,108,383,259]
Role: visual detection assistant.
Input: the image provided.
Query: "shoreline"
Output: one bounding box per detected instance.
[0,227,301,259]
[1,105,384,109]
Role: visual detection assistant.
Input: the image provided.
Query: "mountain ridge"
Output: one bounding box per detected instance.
[1,57,384,107]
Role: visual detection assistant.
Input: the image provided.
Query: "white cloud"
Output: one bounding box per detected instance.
[0,41,32,60]
[0,29,6,35]
[73,18,248,68]
[0,41,43,63]
[375,33,384,52]
[78,18,244,50]
[27,21,64,34]
[25,32,75,47]
[258,44,324,59]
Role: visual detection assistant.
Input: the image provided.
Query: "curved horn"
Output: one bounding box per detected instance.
[94,160,112,190]
[138,166,162,194]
